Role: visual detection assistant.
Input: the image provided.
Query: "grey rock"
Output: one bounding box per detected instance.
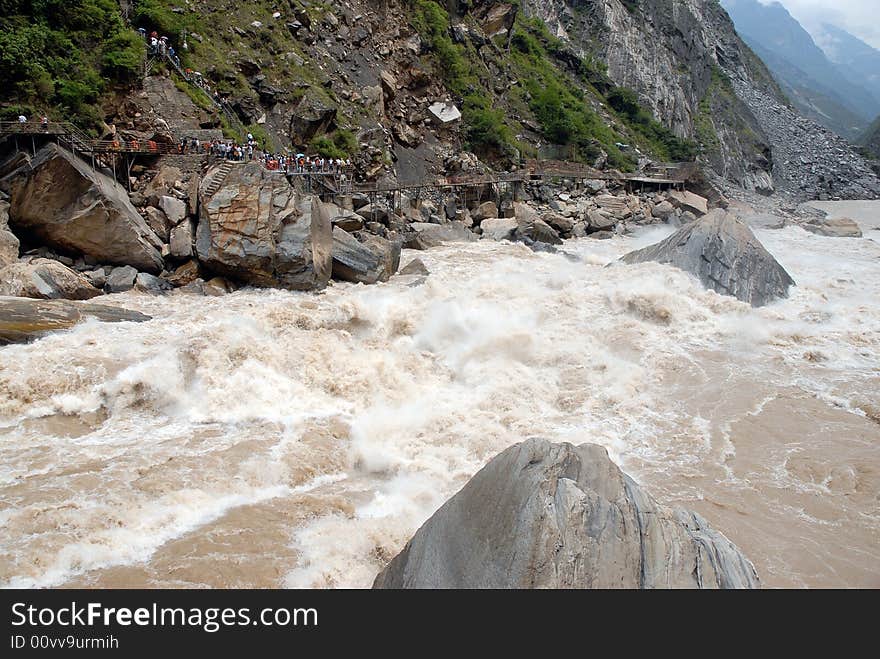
[158,195,187,225]
[587,209,616,230]
[0,259,102,300]
[106,265,138,293]
[135,272,172,294]
[355,203,389,222]
[404,222,477,250]
[517,217,562,245]
[802,217,863,238]
[143,207,170,242]
[331,228,400,284]
[0,296,150,345]
[398,257,429,276]
[471,201,498,222]
[373,438,759,589]
[169,220,195,259]
[651,200,675,220]
[480,218,519,241]
[0,199,20,267]
[331,211,365,233]
[351,193,370,210]
[84,269,106,289]
[620,210,795,307]
[2,144,164,272]
[668,190,708,216]
[544,213,574,234]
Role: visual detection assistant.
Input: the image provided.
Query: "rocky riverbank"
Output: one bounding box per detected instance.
[1,139,870,343]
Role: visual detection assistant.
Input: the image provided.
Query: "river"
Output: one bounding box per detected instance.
[1,202,878,588]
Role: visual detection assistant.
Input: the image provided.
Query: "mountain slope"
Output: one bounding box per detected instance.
[523,0,780,191]
[745,39,870,140]
[721,0,879,138]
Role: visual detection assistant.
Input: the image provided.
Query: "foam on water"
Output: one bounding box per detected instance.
[1,205,878,588]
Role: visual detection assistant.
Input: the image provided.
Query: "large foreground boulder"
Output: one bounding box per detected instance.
[196,162,332,290]
[0,259,101,300]
[620,210,795,307]
[0,296,150,344]
[331,228,400,284]
[2,144,164,273]
[374,438,759,589]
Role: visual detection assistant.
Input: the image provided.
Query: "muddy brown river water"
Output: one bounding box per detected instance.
[1,202,878,588]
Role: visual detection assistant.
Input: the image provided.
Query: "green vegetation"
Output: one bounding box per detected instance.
[606,88,697,161]
[310,129,358,159]
[0,0,144,129]
[406,2,692,169]
[694,67,730,153]
[246,123,272,150]
[507,18,631,168]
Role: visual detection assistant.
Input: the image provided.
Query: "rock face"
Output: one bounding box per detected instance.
[331,228,401,284]
[0,259,101,300]
[524,0,777,188]
[2,144,164,272]
[196,162,332,290]
[620,210,795,307]
[373,438,760,589]
[0,296,151,344]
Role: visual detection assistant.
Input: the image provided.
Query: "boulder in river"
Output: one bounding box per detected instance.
[0,296,151,344]
[802,217,863,238]
[0,259,101,300]
[404,222,477,250]
[196,162,332,290]
[1,144,164,273]
[331,228,400,284]
[373,438,760,589]
[620,210,795,307]
[480,218,518,241]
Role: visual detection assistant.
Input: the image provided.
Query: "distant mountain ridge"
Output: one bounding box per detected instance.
[721,0,880,140]
[814,23,880,108]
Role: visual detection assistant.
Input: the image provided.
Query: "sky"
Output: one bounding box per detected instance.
[761,0,880,49]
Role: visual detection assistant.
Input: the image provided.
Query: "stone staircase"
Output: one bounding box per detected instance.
[203,161,234,197]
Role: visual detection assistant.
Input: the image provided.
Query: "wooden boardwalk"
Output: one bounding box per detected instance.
[2,122,687,199]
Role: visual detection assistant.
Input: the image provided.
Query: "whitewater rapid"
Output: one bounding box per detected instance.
[1,205,878,588]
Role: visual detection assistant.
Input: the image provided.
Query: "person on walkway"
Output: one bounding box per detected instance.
[17,114,26,124]
[40,116,48,132]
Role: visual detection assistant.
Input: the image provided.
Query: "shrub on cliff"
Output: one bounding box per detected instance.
[0,0,144,130]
